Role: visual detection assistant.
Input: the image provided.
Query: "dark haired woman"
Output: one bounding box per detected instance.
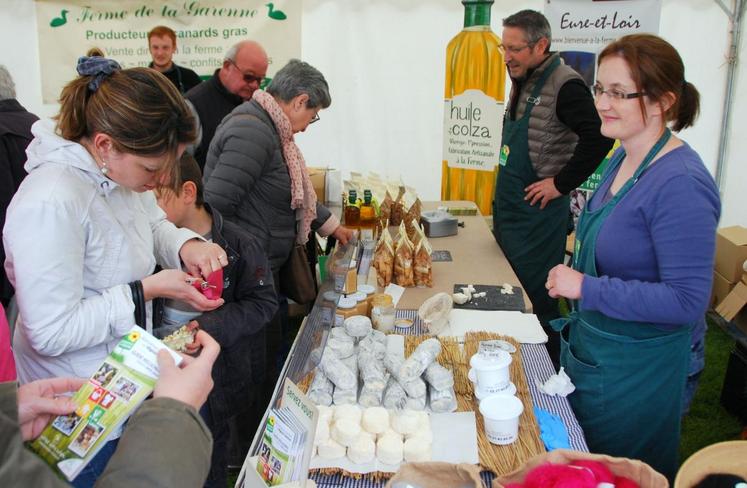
[545,34,720,479]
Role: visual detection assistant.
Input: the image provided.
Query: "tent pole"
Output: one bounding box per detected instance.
[714,0,745,192]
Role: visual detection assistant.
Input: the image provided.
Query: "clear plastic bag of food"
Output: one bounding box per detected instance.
[390,187,406,227]
[394,222,415,287]
[404,198,422,240]
[373,230,395,287]
[418,292,453,336]
[379,191,393,224]
[413,226,433,288]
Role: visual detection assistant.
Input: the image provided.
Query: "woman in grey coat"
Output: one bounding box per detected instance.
[202,60,353,447]
[203,59,352,281]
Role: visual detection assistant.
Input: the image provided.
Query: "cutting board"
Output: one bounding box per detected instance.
[452,283,525,312]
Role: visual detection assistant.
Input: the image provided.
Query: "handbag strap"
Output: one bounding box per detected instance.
[128,280,146,328]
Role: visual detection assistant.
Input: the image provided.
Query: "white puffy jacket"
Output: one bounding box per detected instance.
[3,119,199,383]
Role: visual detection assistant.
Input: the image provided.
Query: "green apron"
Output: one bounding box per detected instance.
[551,129,690,481]
[493,57,570,322]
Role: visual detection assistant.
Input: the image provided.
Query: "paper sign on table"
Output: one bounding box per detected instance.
[440,309,548,344]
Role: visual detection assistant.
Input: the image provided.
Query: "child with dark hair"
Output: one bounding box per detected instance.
[155,153,278,488]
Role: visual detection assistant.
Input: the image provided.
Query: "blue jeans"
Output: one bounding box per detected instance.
[70,438,119,488]
[682,335,706,416]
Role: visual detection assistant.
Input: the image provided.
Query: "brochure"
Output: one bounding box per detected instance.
[256,406,307,485]
[28,326,182,481]
[251,380,318,487]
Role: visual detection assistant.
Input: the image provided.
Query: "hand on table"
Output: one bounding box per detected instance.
[154,330,220,410]
[525,177,562,209]
[546,264,584,300]
[332,225,355,246]
[17,377,86,441]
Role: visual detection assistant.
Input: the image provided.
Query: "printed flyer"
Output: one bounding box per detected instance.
[28,326,182,481]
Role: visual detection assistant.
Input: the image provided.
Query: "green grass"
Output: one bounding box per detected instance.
[679,319,744,462]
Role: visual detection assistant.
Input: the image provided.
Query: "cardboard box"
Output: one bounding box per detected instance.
[715,226,747,283]
[711,270,736,308]
[715,275,747,322]
[307,167,328,204]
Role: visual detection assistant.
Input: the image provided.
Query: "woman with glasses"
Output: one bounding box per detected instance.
[204,58,353,286]
[545,34,720,480]
[202,59,353,433]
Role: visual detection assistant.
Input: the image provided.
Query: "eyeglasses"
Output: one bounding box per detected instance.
[592,84,645,100]
[229,59,264,85]
[309,113,320,124]
[499,43,533,55]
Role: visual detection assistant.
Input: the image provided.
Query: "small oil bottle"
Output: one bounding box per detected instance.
[344,190,360,228]
[358,189,376,240]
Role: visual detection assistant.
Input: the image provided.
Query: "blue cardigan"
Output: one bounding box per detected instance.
[580,143,720,343]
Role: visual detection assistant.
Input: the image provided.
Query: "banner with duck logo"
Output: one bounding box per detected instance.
[35,0,300,103]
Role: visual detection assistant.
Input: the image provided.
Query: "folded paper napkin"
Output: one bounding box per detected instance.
[537,367,575,397]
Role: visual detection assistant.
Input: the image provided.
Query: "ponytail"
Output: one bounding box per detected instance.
[56,76,93,141]
[672,81,700,132]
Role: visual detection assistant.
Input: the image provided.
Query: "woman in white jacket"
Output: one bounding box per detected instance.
[3,57,226,487]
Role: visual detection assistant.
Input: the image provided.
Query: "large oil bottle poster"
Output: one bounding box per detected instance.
[35,0,300,104]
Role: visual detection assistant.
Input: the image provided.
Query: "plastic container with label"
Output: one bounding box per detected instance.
[371,293,396,333]
[358,284,376,316]
[335,296,358,327]
[348,290,369,317]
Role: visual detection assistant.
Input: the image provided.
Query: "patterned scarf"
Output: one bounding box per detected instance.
[252,90,317,245]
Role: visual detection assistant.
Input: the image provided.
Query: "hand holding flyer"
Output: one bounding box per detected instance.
[28,326,183,482]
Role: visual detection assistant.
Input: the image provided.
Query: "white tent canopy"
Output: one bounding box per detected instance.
[2,0,744,227]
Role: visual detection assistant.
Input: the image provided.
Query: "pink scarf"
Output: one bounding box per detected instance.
[253,90,317,245]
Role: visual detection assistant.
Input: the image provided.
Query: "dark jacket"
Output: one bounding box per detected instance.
[202,99,334,274]
[185,70,243,172]
[148,62,202,94]
[0,381,212,488]
[0,99,37,305]
[154,204,278,419]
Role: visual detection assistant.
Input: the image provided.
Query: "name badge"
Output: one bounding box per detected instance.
[499,145,510,167]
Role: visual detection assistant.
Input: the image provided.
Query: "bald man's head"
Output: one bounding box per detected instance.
[220,40,269,100]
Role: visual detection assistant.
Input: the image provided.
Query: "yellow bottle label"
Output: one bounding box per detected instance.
[441,27,505,216]
[443,89,504,171]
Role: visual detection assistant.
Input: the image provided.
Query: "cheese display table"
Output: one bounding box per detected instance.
[241,202,585,488]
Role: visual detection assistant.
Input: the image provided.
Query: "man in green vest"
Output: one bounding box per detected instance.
[493,10,613,365]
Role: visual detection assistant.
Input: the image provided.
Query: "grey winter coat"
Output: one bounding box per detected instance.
[203,99,334,273]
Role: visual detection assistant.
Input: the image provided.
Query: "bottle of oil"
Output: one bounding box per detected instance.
[344,190,360,228]
[359,189,376,240]
[441,0,505,216]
